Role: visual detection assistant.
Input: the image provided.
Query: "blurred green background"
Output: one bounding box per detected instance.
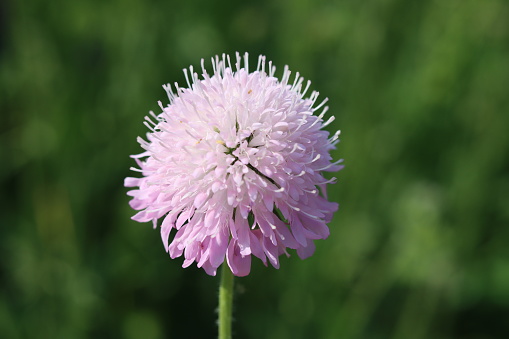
[1,0,509,338]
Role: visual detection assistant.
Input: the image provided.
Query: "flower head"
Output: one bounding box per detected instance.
[125,53,343,276]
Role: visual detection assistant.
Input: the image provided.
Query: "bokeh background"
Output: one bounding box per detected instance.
[2,0,509,338]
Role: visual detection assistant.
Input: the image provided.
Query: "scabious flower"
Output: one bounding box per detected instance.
[125,52,343,276]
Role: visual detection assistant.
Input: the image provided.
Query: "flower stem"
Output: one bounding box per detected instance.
[219,262,234,339]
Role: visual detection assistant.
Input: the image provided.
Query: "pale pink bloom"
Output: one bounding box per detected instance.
[125,53,343,276]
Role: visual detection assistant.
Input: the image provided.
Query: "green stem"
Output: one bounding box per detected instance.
[218,262,234,339]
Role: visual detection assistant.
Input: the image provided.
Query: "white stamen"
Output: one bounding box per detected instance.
[316,158,344,171]
[301,80,312,98]
[322,114,335,128]
[235,52,241,71]
[312,97,329,112]
[329,130,341,142]
[183,68,191,89]
[244,52,249,73]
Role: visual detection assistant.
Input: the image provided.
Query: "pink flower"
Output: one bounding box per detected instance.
[125,53,343,276]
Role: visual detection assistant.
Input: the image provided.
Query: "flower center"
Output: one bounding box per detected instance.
[219,129,281,190]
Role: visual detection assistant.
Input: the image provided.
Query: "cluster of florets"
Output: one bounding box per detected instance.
[125,53,342,276]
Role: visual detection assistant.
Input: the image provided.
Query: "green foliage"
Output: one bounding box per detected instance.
[1,0,509,338]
